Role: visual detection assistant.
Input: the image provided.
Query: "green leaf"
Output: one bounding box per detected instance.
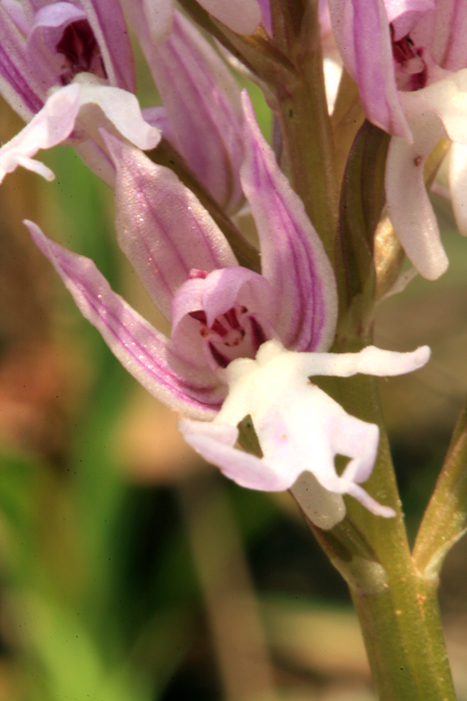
[335,121,390,319]
[413,399,467,576]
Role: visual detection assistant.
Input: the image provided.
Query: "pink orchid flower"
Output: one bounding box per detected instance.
[0,0,135,121]
[0,2,245,208]
[22,92,429,527]
[329,0,467,279]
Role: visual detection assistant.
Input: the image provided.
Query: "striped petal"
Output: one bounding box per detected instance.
[241,91,338,353]
[119,5,245,212]
[328,0,411,139]
[80,0,136,91]
[0,3,45,119]
[104,133,237,320]
[26,220,225,419]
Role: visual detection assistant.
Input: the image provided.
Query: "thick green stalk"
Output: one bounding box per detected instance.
[269,0,338,262]
[306,368,456,701]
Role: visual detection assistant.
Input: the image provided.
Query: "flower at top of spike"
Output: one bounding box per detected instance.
[328,0,467,280]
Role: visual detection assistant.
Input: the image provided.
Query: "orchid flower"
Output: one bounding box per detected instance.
[137,0,262,46]
[0,0,151,183]
[22,91,429,527]
[0,0,135,121]
[328,0,467,279]
[0,1,247,212]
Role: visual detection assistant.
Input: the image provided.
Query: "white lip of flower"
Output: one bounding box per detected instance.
[180,339,431,529]
[0,76,160,185]
[386,67,467,280]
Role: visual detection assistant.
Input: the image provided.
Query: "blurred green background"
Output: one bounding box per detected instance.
[1,58,467,701]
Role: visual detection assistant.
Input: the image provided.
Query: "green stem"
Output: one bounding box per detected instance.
[269,1,338,262]
[307,367,456,700]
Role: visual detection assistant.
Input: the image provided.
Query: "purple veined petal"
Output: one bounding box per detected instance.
[170,267,275,334]
[80,0,136,91]
[75,77,160,151]
[411,0,467,72]
[26,220,225,419]
[2,0,30,34]
[197,0,262,35]
[384,0,434,23]
[120,4,245,213]
[0,3,45,119]
[73,136,116,187]
[103,133,237,320]
[385,89,449,279]
[26,2,88,93]
[240,91,338,353]
[328,0,412,139]
[438,0,467,71]
[151,11,245,213]
[0,83,80,183]
[257,0,271,33]
[449,142,467,236]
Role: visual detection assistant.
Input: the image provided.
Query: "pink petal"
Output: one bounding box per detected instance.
[328,0,411,139]
[0,3,45,119]
[120,6,245,212]
[26,3,87,93]
[26,220,225,419]
[170,266,277,367]
[81,0,136,91]
[241,92,338,353]
[103,133,237,319]
[385,0,434,39]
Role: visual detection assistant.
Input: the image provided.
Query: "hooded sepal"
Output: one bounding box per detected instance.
[103,133,237,321]
[129,10,245,212]
[241,91,338,353]
[26,220,225,418]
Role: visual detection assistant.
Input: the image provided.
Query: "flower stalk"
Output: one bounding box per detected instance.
[269,0,338,261]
